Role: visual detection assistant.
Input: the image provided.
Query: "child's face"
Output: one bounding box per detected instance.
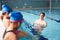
[3,12,10,28]
[11,21,22,30]
[3,18,10,28]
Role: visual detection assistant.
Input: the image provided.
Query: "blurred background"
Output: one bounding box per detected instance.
[0,0,60,10]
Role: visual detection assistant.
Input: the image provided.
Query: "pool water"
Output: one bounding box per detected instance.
[18,10,60,40]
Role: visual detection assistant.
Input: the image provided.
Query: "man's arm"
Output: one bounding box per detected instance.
[46,16,60,23]
[46,16,56,20]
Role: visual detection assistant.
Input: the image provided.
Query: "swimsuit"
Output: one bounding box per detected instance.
[3,29,19,39]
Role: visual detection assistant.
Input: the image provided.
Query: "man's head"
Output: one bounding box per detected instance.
[9,11,24,30]
[40,12,45,20]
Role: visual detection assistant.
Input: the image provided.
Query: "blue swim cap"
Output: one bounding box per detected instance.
[9,11,24,22]
[2,4,9,8]
[2,4,12,14]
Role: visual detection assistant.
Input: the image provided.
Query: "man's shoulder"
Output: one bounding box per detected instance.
[44,20,47,24]
[43,21,47,27]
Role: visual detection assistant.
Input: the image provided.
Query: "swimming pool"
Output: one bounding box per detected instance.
[18,9,60,40]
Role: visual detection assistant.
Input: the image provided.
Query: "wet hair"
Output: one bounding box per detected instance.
[40,12,45,16]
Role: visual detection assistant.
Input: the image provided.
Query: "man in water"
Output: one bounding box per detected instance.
[32,12,47,40]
